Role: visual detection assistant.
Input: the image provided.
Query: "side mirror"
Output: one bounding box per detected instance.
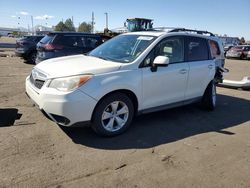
[153,56,169,67]
[151,56,169,72]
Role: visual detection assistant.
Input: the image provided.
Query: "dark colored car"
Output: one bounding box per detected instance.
[225,45,250,59]
[15,35,44,63]
[36,32,103,64]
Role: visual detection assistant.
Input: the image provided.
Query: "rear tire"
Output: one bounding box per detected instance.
[201,81,216,111]
[91,92,134,136]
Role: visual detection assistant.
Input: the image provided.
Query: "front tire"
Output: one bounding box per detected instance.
[201,81,216,111]
[91,92,134,136]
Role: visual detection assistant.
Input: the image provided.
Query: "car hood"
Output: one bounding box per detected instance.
[35,54,123,78]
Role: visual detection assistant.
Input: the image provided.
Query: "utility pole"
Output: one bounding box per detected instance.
[91,12,95,33]
[31,15,34,35]
[104,12,108,29]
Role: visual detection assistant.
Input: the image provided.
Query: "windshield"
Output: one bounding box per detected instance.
[89,35,156,63]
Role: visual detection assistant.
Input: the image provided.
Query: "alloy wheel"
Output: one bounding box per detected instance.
[101,101,129,132]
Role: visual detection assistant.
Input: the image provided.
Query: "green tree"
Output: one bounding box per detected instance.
[240,37,245,45]
[64,18,75,32]
[54,21,67,31]
[78,22,92,33]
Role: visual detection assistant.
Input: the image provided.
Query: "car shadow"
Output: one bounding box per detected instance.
[0,108,22,127]
[23,60,35,65]
[60,94,250,150]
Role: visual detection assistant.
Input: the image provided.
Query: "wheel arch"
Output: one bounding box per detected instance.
[202,79,215,98]
[91,89,139,122]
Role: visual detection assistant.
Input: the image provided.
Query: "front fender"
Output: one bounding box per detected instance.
[79,69,143,109]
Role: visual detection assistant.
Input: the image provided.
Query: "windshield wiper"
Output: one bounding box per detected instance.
[96,56,109,60]
[89,55,117,62]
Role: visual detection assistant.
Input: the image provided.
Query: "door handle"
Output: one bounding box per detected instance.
[208,64,214,69]
[179,69,187,74]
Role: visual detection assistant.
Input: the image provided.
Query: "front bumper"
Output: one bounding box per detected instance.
[25,76,97,126]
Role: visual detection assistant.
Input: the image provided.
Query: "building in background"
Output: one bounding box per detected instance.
[219,36,240,46]
[0,27,20,36]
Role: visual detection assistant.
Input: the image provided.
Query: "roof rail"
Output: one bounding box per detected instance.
[169,28,215,36]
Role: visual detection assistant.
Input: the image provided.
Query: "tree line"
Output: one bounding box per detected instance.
[54,18,92,33]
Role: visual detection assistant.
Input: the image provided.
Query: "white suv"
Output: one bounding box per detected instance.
[26,29,225,136]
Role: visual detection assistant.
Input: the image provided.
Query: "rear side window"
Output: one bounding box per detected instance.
[209,40,221,58]
[56,36,83,48]
[186,37,209,61]
[81,37,101,49]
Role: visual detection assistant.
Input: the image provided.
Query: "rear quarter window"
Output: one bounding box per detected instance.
[209,40,221,59]
[40,34,55,44]
[186,37,209,61]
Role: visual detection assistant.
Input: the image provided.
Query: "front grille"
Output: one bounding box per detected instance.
[30,74,45,89]
[34,79,45,89]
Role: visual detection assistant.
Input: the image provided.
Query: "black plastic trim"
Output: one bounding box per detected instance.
[138,97,202,115]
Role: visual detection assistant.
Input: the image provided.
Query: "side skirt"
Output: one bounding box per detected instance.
[138,97,202,115]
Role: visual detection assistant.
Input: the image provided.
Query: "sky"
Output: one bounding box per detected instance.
[0,0,250,40]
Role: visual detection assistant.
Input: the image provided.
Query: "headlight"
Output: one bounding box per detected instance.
[49,75,92,92]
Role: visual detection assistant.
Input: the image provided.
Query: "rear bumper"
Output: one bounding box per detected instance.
[25,76,97,126]
[36,51,58,64]
[218,77,250,89]
[15,50,27,57]
[226,53,242,58]
[15,47,31,56]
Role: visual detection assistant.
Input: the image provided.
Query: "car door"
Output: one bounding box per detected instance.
[141,36,189,110]
[184,36,215,100]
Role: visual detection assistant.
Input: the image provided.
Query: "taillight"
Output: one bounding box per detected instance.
[44,44,63,50]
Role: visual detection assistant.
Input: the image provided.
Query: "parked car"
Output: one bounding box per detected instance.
[26,29,225,136]
[8,33,14,37]
[247,51,250,60]
[15,35,44,63]
[225,45,250,59]
[223,44,234,56]
[36,32,103,64]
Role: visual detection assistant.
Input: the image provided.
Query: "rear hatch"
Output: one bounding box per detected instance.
[36,33,62,60]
